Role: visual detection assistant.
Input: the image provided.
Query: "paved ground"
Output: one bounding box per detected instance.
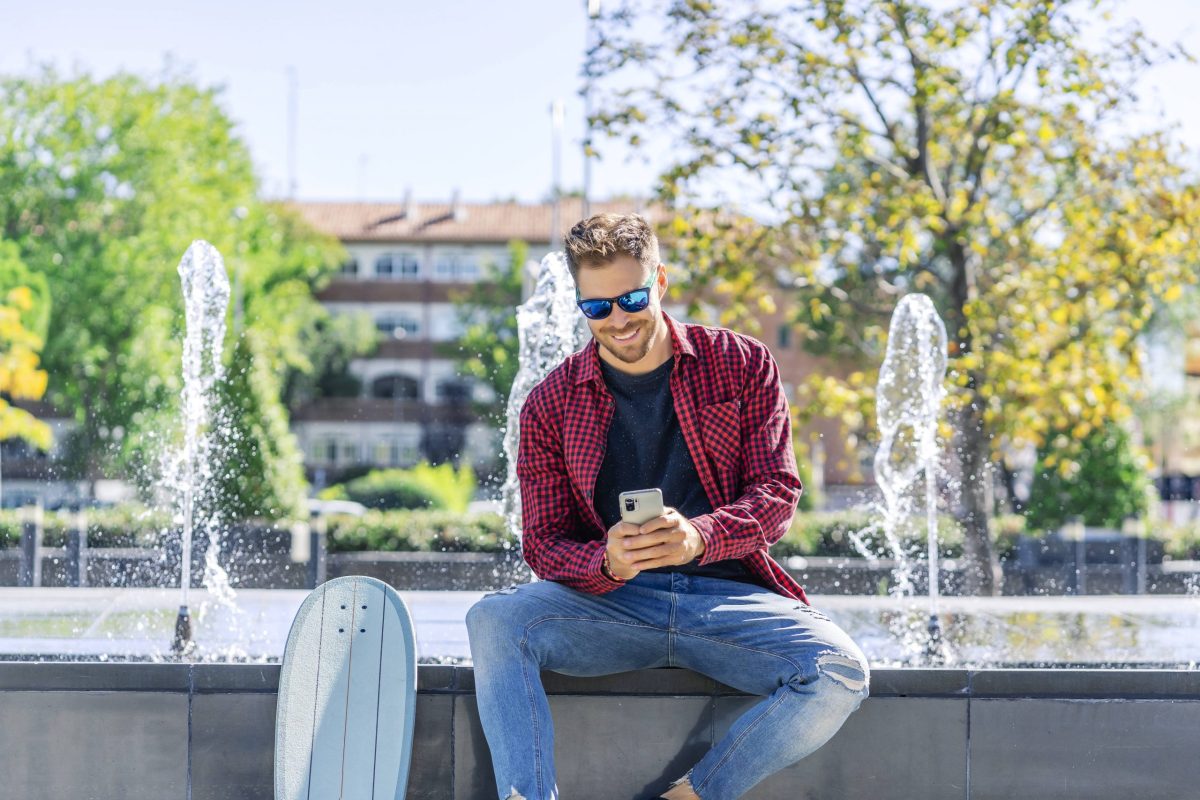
[1,587,1198,666]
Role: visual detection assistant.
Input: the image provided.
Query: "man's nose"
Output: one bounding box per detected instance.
[608,306,634,328]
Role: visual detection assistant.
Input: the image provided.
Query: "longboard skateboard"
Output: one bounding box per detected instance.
[275,575,418,799]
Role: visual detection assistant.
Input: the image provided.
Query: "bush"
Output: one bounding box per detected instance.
[772,509,967,559]
[319,462,476,512]
[0,505,171,548]
[1159,521,1200,561]
[1025,423,1150,532]
[325,510,511,553]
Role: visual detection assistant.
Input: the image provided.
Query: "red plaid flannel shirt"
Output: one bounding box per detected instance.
[517,313,808,603]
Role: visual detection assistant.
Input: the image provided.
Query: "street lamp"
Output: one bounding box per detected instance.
[582,0,601,219]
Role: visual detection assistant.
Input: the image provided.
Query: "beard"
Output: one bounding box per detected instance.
[599,319,656,364]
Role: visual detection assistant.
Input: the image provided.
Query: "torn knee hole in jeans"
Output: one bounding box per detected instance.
[504,789,526,800]
[816,650,868,693]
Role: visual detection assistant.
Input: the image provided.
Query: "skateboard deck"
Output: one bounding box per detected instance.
[275,575,418,800]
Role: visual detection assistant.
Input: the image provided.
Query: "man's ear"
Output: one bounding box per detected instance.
[656,263,669,297]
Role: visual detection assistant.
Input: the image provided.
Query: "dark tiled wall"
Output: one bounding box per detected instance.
[0,665,1198,799]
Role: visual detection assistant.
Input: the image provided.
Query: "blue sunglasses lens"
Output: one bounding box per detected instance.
[617,288,651,313]
[578,299,612,319]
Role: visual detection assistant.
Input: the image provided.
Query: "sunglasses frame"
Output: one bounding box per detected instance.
[575,272,658,320]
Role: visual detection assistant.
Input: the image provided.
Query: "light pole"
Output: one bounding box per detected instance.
[582,0,601,219]
[551,99,564,247]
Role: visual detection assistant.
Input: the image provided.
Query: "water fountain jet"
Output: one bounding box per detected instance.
[170,240,232,656]
[873,293,949,663]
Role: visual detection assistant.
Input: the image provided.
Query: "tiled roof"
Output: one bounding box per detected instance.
[288,198,664,244]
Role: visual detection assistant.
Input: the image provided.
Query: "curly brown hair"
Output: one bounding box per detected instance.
[563,213,660,281]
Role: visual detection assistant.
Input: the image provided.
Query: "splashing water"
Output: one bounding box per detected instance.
[872,293,949,662]
[170,241,237,647]
[501,252,591,540]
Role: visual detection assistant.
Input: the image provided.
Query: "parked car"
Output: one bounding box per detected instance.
[306,498,368,518]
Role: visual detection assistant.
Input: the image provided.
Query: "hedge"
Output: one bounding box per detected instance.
[0,507,171,549]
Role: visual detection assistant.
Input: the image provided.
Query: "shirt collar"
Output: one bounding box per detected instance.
[573,311,696,386]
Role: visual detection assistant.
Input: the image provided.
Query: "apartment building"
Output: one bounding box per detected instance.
[288,197,658,487]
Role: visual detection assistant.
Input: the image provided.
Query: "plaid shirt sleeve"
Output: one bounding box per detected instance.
[690,343,803,564]
[516,389,625,594]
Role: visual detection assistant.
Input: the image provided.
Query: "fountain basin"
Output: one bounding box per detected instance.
[2,588,1198,667]
[0,662,1197,799]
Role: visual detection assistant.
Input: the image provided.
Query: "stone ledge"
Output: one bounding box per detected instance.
[6,663,1200,698]
[2,664,1198,800]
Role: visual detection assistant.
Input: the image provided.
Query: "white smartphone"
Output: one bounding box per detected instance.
[618,488,665,526]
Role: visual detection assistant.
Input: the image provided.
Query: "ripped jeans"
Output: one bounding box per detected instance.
[465,572,870,800]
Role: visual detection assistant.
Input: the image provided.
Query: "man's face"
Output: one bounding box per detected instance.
[575,254,667,368]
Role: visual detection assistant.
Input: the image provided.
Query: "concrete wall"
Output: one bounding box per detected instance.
[1,665,1198,799]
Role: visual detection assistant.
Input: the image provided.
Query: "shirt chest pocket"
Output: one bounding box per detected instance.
[699,400,741,472]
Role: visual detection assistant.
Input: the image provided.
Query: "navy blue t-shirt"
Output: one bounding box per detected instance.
[593,355,756,584]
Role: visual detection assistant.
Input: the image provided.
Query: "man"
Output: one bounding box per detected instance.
[466,214,869,800]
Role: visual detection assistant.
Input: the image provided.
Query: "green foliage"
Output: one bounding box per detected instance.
[452,240,525,405]
[320,462,477,512]
[1159,521,1200,562]
[282,310,376,408]
[1025,423,1151,531]
[325,510,509,553]
[0,69,344,487]
[319,474,441,511]
[773,510,967,559]
[590,0,1200,591]
[0,240,51,447]
[213,332,308,521]
[0,239,50,339]
[0,506,171,548]
[795,454,817,512]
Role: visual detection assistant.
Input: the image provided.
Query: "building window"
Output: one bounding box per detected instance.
[372,438,402,467]
[375,252,420,280]
[310,437,338,465]
[436,378,474,404]
[778,324,792,349]
[371,374,421,400]
[435,253,479,281]
[430,310,466,341]
[375,313,420,340]
[339,257,358,277]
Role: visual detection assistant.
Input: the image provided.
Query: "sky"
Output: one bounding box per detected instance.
[2,0,1199,205]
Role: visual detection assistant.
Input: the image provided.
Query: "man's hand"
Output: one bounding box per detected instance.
[604,507,706,580]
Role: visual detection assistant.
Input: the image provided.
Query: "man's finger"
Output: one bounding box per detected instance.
[629,553,683,570]
[612,522,641,538]
[638,512,680,534]
[629,544,687,565]
[624,529,682,550]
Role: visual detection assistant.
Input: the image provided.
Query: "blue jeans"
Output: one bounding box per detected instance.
[465,572,870,800]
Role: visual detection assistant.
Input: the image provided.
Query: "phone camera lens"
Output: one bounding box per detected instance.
[624,499,635,511]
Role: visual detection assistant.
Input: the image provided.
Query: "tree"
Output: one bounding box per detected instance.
[0,240,51,450]
[590,0,1200,593]
[282,310,377,410]
[450,240,528,489]
[0,68,345,504]
[452,240,527,405]
[1025,422,1150,531]
[213,332,308,520]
